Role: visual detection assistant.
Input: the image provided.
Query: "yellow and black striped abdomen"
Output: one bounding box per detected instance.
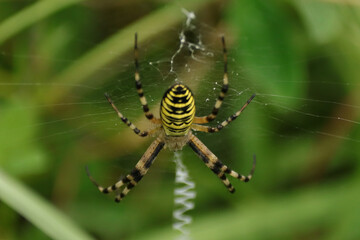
[160,84,195,136]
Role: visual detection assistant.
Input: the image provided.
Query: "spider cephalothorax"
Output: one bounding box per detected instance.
[86,33,256,202]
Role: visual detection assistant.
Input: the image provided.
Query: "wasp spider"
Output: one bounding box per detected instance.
[86,33,256,202]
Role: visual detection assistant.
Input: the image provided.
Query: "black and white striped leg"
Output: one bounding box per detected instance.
[134,33,159,123]
[86,138,165,202]
[114,138,164,202]
[85,165,125,194]
[188,133,255,193]
[194,36,229,124]
[191,93,256,133]
[105,93,150,137]
[226,155,256,182]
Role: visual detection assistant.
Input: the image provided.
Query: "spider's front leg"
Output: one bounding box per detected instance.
[86,138,164,202]
[188,133,255,193]
[194,36,229,124]
[133,33,161,124]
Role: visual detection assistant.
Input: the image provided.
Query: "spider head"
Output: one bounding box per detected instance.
[160,84,195,136]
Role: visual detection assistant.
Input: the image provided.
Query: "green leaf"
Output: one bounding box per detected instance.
[293,0,343,44]
[0,0,83,45]
[133,178,360,240]
[46,0,213,103]
[227,0,305,107]
[0,169,94,240]
[0,100,48,176]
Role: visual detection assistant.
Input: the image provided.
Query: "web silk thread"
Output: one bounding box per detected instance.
[172,151,196,240]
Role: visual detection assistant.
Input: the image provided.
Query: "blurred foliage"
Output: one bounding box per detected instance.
[0,0,360,240]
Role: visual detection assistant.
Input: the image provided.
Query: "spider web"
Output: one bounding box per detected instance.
[0,1,359,239]
[2,11,357,148]
[1,0,358,204]
[1,5,358,159]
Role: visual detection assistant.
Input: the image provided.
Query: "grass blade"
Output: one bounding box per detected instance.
[47,0,212,103]
[0,0,83,45]
[0,169,94,240]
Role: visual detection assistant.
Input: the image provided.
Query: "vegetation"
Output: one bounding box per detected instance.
[0,0,359,239]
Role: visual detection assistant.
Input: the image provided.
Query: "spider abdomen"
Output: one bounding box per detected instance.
[160,84,195,136]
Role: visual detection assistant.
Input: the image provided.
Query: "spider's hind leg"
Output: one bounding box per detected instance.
[114,139,164,202]
[209,162,236,193]
[113,168,143,202]
[226,155,256,182]
[86,138,165,202]
[188,133,255,193]
[85,166,126,194]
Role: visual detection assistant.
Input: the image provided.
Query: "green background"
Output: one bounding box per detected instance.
[1,0,360,239]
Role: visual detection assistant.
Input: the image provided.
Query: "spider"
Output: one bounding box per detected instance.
[86,33,256,202]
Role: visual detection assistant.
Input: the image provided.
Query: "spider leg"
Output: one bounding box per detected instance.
[188,133,255,193]
[134,33,161,124]
[105,93,160,137]
[194,36,229,124]
[191,93,255,133]
[85,165,125,193]
[86,138,165,202]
